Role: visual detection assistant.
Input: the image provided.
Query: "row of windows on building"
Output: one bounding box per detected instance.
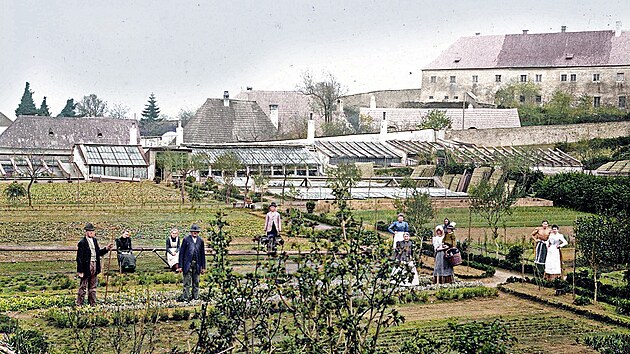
[427,94,627,108]
[430,72,626,84]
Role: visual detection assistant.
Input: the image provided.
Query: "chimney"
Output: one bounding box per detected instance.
[370,95,376,109]
[307,112,315,144]
[337,99,344,112]
[129,121,138,145]
[475,32,481,36]
[176,120,184,146]
[223,91,229,107]
[561,25,567,33]
[522,29,528,35]
[379,112,387,142]
[616,21,622,37]
[269,104,279,129]
[246,86,253,91]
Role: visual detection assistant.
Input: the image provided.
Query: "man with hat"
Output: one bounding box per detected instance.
[263,202,282,252]
[177,223,206,301]
[76,222,113,306]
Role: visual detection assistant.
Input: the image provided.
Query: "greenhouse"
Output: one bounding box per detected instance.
[76,144,149,180]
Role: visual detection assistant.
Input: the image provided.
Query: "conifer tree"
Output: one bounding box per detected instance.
[15,82,38,117]
[58,98,77,117]
[141,93,161,122]
[38,96,51,116]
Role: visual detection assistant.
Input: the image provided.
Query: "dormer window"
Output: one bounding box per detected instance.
[97,132,103,138]
[48,130,54,136]
[454,57,461,63]
[565,54,574,60]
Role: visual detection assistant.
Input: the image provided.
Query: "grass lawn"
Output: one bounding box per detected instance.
[354,206,592,228]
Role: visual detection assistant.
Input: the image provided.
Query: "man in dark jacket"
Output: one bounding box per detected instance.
[76,223,113,306]
[177,224,206,301]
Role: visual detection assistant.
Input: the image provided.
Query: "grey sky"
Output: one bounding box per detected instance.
[1,0,628,119]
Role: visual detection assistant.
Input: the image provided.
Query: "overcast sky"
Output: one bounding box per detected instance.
[1,0,629,119]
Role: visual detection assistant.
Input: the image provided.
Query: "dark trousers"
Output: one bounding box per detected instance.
[182,260,199,300]
[77,261,98,306]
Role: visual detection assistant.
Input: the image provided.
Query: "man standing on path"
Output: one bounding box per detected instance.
[178,224,206,301]
[76,223,113,306]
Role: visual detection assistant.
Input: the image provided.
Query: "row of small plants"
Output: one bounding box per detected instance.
[509,271,630,315]
[0,294,74,312]
[43,306,195,329]
[500,277,630,328]
[578,333,630,354]
[0,314,50,354]
[0,273,74,292]
[394,285,497,304]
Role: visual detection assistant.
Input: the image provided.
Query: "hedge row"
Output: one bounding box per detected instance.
[534,173,630,214]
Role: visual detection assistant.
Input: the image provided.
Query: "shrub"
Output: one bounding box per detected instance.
[306,200,316,214]
[505,245,524,264]
[0,314,17,334]
[534,173,630,214]
[9,327,49,354]
[435,286,498,301]
[449,319,515,354]
[573,295,592,306]
[614,298,630,315]
[172,308,191,321]
[580,333,630,354]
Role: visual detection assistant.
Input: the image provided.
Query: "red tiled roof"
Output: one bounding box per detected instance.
[425,30,629,70]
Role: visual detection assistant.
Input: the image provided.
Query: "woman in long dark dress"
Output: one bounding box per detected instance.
[432,226,454,284]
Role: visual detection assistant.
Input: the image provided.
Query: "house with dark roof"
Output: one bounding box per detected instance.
[0,116,145,181]
[0,112,12,136]
[421,25,630,109]
[183,92,279,144]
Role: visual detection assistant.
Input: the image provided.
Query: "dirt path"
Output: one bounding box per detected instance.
[480,267,524,287]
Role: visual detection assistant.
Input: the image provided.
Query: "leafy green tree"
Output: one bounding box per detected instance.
[15,82,38,116]
[574,214,619,303]
[37,96,51,116]
[298,70,346,123]
[186,183,205,207]
[544,90,574,123]
[418,109,452,130]
[211,152,244,202]
[469,170,518,257]
[76,94,107,117]
[397,188,434,236]
[141,93,161,122]
[4,181,26,205]
[326,163,360,240]
[494,82,541,108]
[57,98,77,117]
[156,150,206,204]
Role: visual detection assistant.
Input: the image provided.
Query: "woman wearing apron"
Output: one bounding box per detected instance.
[388,213,409,249]
[531,220,551,276]
[544,225,568,281]
[166,227,181,271]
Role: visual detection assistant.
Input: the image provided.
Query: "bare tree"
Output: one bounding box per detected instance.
[12,151,49,207]
[108,103,130,119]
[156,150,206,204]
[77,94,108,117]
[298,70,346,123]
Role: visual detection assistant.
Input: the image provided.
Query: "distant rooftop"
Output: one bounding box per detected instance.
[0,112,12,127]
[0,116,138,150]
[425,29,630,70]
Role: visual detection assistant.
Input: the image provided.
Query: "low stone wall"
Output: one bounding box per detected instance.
[445,121,630,147]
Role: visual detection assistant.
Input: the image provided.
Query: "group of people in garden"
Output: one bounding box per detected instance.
[531,220,568,281]
[388,214,460,286]
[74,202,284,306]
[74,204,568,306]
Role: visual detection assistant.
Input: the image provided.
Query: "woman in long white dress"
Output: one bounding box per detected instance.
[544,225,568,281]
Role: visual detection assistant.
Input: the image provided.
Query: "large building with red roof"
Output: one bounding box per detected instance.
[421,26,630,109]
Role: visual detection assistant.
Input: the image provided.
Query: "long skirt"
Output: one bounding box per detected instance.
[433,249,454,284]
[544,246,563,280]
[167,248,179,269]
[391,261,420,287]
[534,241,547,265]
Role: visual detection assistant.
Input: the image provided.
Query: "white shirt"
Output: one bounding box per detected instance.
[86,237,97,262]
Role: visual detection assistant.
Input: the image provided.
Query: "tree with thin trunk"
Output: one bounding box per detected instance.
[109,103,130,119]
[156,150,205,204]
[13,152,48,207]
[298,70,346,123]
[574,214,621,303]
[210,152,243,203]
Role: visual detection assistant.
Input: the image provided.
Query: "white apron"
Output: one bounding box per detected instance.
[393,232,405,249]
[167,237,179,268]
